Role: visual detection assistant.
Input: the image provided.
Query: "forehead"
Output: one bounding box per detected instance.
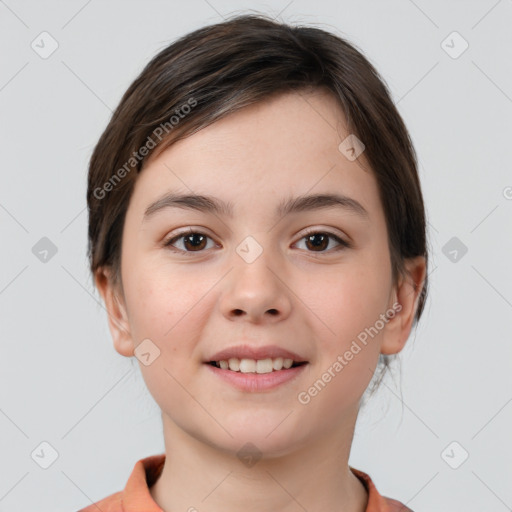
[127,90,383,225]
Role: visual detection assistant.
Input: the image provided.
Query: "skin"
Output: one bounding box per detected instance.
[96,89,426,512]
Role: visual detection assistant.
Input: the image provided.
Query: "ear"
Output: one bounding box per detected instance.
[380,256,427,355]
[95,267,135,357]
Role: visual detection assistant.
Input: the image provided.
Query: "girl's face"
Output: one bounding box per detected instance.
[100,89,425,455]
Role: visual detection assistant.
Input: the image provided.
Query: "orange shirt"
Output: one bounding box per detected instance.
[77,453,413,512]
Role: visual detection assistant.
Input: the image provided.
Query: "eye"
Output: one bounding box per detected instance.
[163,229,216,254]
[294,229,351,253]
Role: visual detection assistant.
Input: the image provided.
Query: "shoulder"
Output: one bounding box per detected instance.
[76,490,123,512]
[383,496,415,512]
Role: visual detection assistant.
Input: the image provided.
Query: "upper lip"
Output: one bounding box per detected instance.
[206,344,307,363]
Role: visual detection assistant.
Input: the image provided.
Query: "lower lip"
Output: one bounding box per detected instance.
[204,363,308,392]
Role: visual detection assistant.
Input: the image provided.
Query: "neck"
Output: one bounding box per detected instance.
[150,410,369,512]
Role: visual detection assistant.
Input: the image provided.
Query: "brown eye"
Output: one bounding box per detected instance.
[296,230,350,253]
[164,229,214,253]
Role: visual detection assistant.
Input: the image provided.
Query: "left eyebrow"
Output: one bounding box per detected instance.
[143,192,370,222]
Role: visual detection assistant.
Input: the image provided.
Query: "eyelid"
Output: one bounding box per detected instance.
[299,226,348,240]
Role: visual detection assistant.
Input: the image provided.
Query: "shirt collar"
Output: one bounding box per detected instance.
[122,454,166,512]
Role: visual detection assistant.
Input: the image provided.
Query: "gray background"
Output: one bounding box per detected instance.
[1,1,511,511]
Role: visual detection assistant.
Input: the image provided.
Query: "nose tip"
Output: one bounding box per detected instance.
[219,245,293,324]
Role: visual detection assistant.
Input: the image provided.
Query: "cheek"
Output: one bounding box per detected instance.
[122,253,214,353]
[314,262,390,344]
[297,265,388,417]
[303,258,391,412]
[121,260,212,414]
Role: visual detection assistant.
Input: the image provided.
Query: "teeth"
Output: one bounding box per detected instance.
[239,358,256,373]
[228,357,239,371]
[214,357,301,373]
[272,357,283,370]
[256,359,273,373]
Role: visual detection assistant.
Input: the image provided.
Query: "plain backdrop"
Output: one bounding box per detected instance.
[1,1,511,511]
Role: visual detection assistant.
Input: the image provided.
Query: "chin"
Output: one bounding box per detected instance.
[205,415,309,459]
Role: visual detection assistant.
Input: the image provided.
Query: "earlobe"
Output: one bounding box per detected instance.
[380,256,427,355]
[95,267,135,358]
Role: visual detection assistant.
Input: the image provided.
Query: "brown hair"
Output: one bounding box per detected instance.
[87,13,429,396]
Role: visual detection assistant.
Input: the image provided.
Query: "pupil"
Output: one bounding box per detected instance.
[307,233,327,251]
[185,234,205,250]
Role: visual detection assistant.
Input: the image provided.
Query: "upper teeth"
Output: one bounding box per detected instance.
[215,357,294,373]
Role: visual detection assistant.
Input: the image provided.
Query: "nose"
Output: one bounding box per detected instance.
[219,246,292,324]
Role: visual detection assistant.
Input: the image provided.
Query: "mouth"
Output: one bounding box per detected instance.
[203,344,309,392]
[207,357,308,373]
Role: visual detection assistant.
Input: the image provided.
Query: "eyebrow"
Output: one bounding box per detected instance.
[143,191,370,222]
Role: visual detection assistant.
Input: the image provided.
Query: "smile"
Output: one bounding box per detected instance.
[205,360,309,392]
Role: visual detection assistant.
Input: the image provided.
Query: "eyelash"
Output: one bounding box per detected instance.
[163,227,351,255]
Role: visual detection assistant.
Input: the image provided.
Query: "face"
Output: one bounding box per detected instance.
[98,89,425,456]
